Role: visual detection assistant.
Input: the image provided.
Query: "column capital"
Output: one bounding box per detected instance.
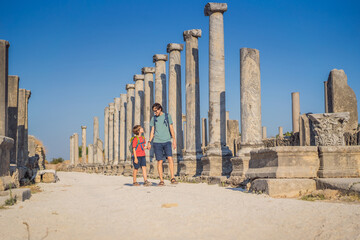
[81,126,87,129]
[167,43,184,53]
[0,40,10,47]
[25,90,31,100]
[153,54,168,63]
[183,29,202,41]
[204,2,227,16]
[109,102,115,112]
[126,83,135,90]
[141,67,155,74]
[133,74,145,81]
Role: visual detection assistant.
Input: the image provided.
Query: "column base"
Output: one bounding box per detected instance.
[178,151,202,176]
[230,153,250,177]
[148,161,159,178]
[0,136,14,176]
[201,145,232,176]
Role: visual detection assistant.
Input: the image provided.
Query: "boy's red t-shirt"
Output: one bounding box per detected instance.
[132,136,146,157]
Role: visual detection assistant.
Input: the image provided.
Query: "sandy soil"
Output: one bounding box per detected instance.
[0,172,360,240]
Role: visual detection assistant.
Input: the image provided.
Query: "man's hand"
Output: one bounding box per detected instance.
[147,142,151,150]
[134,157,138,164]
[173,139,176,150]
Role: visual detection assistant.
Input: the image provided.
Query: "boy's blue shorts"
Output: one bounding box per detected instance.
[153,142,172,161]
[133,156,146,169]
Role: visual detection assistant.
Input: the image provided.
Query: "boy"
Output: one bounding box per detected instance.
[131,125,151,186]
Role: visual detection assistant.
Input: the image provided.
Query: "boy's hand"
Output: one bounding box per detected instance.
[134,158,138,164]
[147,142,151,150]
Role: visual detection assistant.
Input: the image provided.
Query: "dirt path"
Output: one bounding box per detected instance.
[0,172,359,240]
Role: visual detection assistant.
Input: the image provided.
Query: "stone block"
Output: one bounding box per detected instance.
[318,146,360,178]
[11,188,31,201]
[201,154,232,177]
[230,154,250,177]
[250,178,316,198]
[178,160,197,177]
[0,176,16,191]
[315,178,360,194]
[246,146,319,179]
[226,120,239,156]
[0,136,14,176]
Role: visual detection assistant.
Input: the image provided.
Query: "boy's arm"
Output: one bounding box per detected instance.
[133,139,138,163]
[169,124,176,150]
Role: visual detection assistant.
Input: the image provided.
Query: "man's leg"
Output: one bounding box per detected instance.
[167,156,175,179]
[157,160,163,182]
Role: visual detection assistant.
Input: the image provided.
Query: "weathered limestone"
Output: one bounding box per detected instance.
[24,90,31,164]
[74,133,79,166]
[7,76,19,164]
[0,136,14,176]
[126,84,135,161]
[318,146,360,178]
[153,54,168,112]
[104,107,109,164]
[246,146,319,179]
[88,144,94,164]
[262,126,267,139]
[93,117,99,163]
[119,94,127,162]
[308,112,350,146]
[96,139,104,164]
[167,43,184,163]
[142,67,155,162]
[299,114,311,146]
[226,120,240,156]
[114,98,120,165]
[108,102,115,164]
[179,30,202,176]
[326,69,358,133]
[202,118,208,148]
[70,135,74,165]
[183,121,187,150]
[16,89,26,166]
[81,126,86,164]
[0,40,9,137]
[278,127,283,139]
[291,92,300,133]
[133,74,145,126]
[324,81,328,113]
[231,48,263,177]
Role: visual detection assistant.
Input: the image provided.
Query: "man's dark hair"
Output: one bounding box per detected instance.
[152,103,163,111]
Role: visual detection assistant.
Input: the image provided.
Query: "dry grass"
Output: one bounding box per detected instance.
[21,184,42,194]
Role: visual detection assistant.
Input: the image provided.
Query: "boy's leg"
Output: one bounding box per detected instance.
[157,160,163,182]
[133,169,138,183]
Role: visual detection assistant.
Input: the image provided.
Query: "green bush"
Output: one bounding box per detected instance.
[51,157,64,164]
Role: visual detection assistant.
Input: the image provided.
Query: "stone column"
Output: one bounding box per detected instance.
[291,92,300,133]
[126,84,135,161]
[202,3,232,176]
[74,133,79,165]
[93,116,99,164]
[104,107,109,164]
[183,121,187,151]
[0,40,9,137]
[202,118,208,148]
[133,74,145,126]
[8,76,19,164]
[70,135,74,165]
[81,126,87,164]
[180,31,202,176]
[142,67,155,162]
[96,139,104,164]
[24,90,31,162]
[324,81,328,113]
[108,102,115,164]
[230,48,263,177]
[119,94,127,162]
[153,54,168,111]
[114,98,120,165]
[16,89,26,166]
[278,127,283,139]
[262,126,267,139]
[88,144,94,164]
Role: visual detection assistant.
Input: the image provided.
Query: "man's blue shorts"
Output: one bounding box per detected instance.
[132,156,146,169]
[153,141,172,161]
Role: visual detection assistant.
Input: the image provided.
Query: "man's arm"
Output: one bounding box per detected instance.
[147,127,155,149]
[169,124,176,149]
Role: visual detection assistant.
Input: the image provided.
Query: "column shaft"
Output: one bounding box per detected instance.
[104,107,109,163]
[16,89,26,166]
[88,144,94,164]
[262,126,267,139]
[324,81,328,113]
[202,118,208,148]
[24,90,31,162]
[70,135,74,165]
[133,74,145,126]
[81,126,87,164]
[108,103,115,164]
[119,94,127,162]
[114,98,120,165]
[8,75,19,164]
[0,40,9,136]
[93,117,99,163]
[153,54,168,111]
[74,133,79,165]
[126,84,135,160]
[291,92,300,133]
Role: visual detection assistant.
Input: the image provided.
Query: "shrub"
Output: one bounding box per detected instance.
[51,157,64,164]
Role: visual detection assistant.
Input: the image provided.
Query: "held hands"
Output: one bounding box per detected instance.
[147,142,151,150]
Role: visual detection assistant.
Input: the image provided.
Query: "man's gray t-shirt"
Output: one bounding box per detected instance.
[150,113,173,143]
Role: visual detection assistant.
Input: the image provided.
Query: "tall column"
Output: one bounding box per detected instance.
[126,84,135,161]
[119,94,127,162]
[291,92,300,133]
[81,126,87,164]
[278,127,283,139]
[88,144,94,164]
[262,126,267,139]
[93,116,99,164]
[16,89,26,166]
[8,76,19,164]
[324,81,328,113]
[133,74,145,126]
[114,98,120,165]
[108,102,115,164]
[70,135,74,165]
[202,118,208,148]
[74,133,79,165]
[104,107,109,164]
[202,3,232,176]
[153,54,168,111]
[0,40,9,137]
[142,67,155,162]
[24,90,31,162]
[167,43,184,162]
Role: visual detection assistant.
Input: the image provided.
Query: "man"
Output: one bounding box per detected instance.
[147,103,178,185]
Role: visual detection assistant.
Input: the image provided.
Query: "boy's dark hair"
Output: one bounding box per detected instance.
[132,125,142,135]
[152,103,163,111]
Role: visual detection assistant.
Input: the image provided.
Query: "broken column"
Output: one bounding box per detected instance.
[70,135,74,165]
[153,54,168,111]
[231,48,263,177]
[326,69,358,133]
[81,126,86,164]
[292,92,300,133]
[262,126,267,139]
[278,127,283,139]
[126,84,135,161]
[119,94,127,163]
[88,144,94,164]
[108,102,115,164]
[167,43,184,163]
[180,30,202,176]
[133,74,145,126]
[93,117,99,164]
[74,133,79,166]
[202,3,232,176]
[104,106,109,164]
[16,89,26,166]
[24,90,31,163]
[0,40,9,137]
[202,118,208,148]
[114,98,121,165]
[96,139,104,164]
[324,81,328,113]
[8,75,19,164]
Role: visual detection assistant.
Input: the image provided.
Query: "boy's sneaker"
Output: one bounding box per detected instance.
[133,182,140,186]
[144,180,152,186]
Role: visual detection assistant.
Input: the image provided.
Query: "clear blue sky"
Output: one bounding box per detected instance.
[1,0,359,160]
